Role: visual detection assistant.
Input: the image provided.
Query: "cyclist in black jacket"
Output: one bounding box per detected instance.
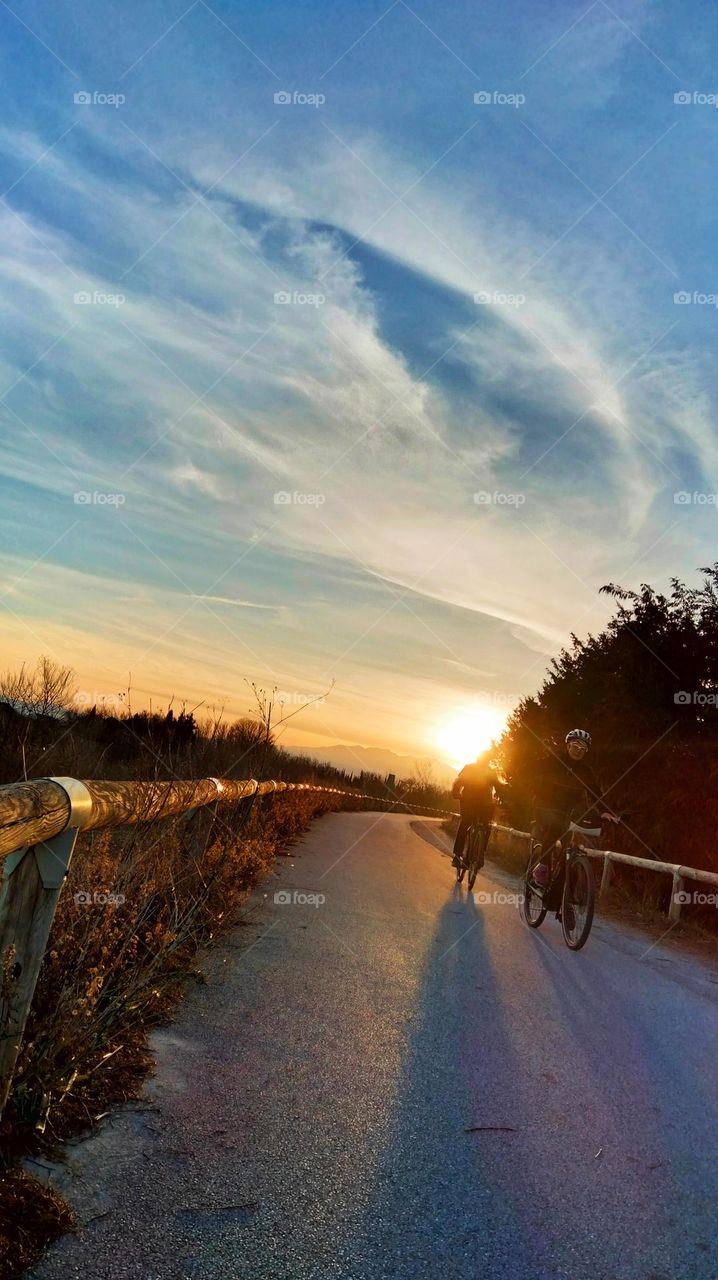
[450,748,504,869]
[531,728,616,887]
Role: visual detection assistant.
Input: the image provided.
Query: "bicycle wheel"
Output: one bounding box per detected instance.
[466,824,487,891]
[561,854,595,950]
[522,843,547,928]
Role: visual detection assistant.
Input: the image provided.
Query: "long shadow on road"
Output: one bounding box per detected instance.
[27,817,718,1280]
[341,874,718,1280]
[339,883,546,1279]
[525,917,718,1276]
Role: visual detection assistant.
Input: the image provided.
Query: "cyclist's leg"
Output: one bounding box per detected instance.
[562,820,596,927]
[550,815,581,911]
[452,812,471,865]
[531,808,564,886]
[474,811,492,867]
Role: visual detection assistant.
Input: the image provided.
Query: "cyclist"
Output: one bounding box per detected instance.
[450,747,504,870]
[531,728,616,889]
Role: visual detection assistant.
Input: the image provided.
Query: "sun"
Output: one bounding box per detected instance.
[436,706,507,770]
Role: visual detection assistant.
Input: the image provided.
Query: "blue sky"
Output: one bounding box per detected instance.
[1,0,717,759]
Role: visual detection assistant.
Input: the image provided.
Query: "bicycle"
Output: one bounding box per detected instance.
[455,820,490,892]
[521,816,604,950]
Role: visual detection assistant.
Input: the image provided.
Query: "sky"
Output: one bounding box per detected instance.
[1,0,717,766]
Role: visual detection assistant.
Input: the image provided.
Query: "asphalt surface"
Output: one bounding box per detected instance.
[30,812,718,1280]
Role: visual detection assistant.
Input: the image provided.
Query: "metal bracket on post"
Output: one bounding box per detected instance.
[185,777,225,830]
[3,828,80,889]
[0,776,93,1115]
[205,776,226,821]
[47,776,93,831]
[2,776,92,885]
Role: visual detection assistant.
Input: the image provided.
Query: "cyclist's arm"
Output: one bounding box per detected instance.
[582,764,617,820]
[489,768,509,807]
[451,767,466,799]
[530,755,561,811]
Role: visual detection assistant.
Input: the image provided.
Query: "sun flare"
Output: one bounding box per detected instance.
[436,706,508,770]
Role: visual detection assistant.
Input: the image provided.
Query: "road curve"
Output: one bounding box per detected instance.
[31,812,718,1280]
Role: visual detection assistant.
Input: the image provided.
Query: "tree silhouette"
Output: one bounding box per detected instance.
[499,565,718,871]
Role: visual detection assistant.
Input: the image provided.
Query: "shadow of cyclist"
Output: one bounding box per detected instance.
[340,861,698,1279]
[341,882,558,1276]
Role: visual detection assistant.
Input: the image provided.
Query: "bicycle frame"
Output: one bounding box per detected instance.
[466,819,490,859]
[534,820,601,903]
[524,817,605,949]
[555,819,601,860]
[455,819,490,890]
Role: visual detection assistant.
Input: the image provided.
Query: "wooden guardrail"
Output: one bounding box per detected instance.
[582,846,718,921]
[0,775,456,1114]
[2,785,713,1116]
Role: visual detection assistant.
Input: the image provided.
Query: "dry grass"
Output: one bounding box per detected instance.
[0,1170,75,1278]
[0,788,344,1279]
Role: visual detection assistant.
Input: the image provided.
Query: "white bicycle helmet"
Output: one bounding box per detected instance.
[565,728,591,747]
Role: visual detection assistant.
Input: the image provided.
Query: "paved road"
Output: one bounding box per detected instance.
[31,812,718,1280]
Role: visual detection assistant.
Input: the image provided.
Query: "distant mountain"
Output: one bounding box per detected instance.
[284,743,456,786]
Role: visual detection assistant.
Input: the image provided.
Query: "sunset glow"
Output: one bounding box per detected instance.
[435,706,508,770]
[1,0,714,779]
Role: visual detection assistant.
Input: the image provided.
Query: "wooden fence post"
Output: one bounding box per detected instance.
[599,855,614,900]
[0,778,92,1116]
[668,871,685,923]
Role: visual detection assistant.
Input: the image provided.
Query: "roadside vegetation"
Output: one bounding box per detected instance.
[15,556,718,1276]
[0,658,450,1277]
[496,567,718,928]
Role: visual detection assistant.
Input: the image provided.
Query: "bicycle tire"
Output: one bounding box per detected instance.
[522,843,547,928]
[561,854,595,950]
[466,824,487,891]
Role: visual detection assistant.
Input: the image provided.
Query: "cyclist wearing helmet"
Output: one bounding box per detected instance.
[531,729,615,889]
[450,747,504,870]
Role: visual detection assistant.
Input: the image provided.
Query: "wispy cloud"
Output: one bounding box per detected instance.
[0,11,713,757]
